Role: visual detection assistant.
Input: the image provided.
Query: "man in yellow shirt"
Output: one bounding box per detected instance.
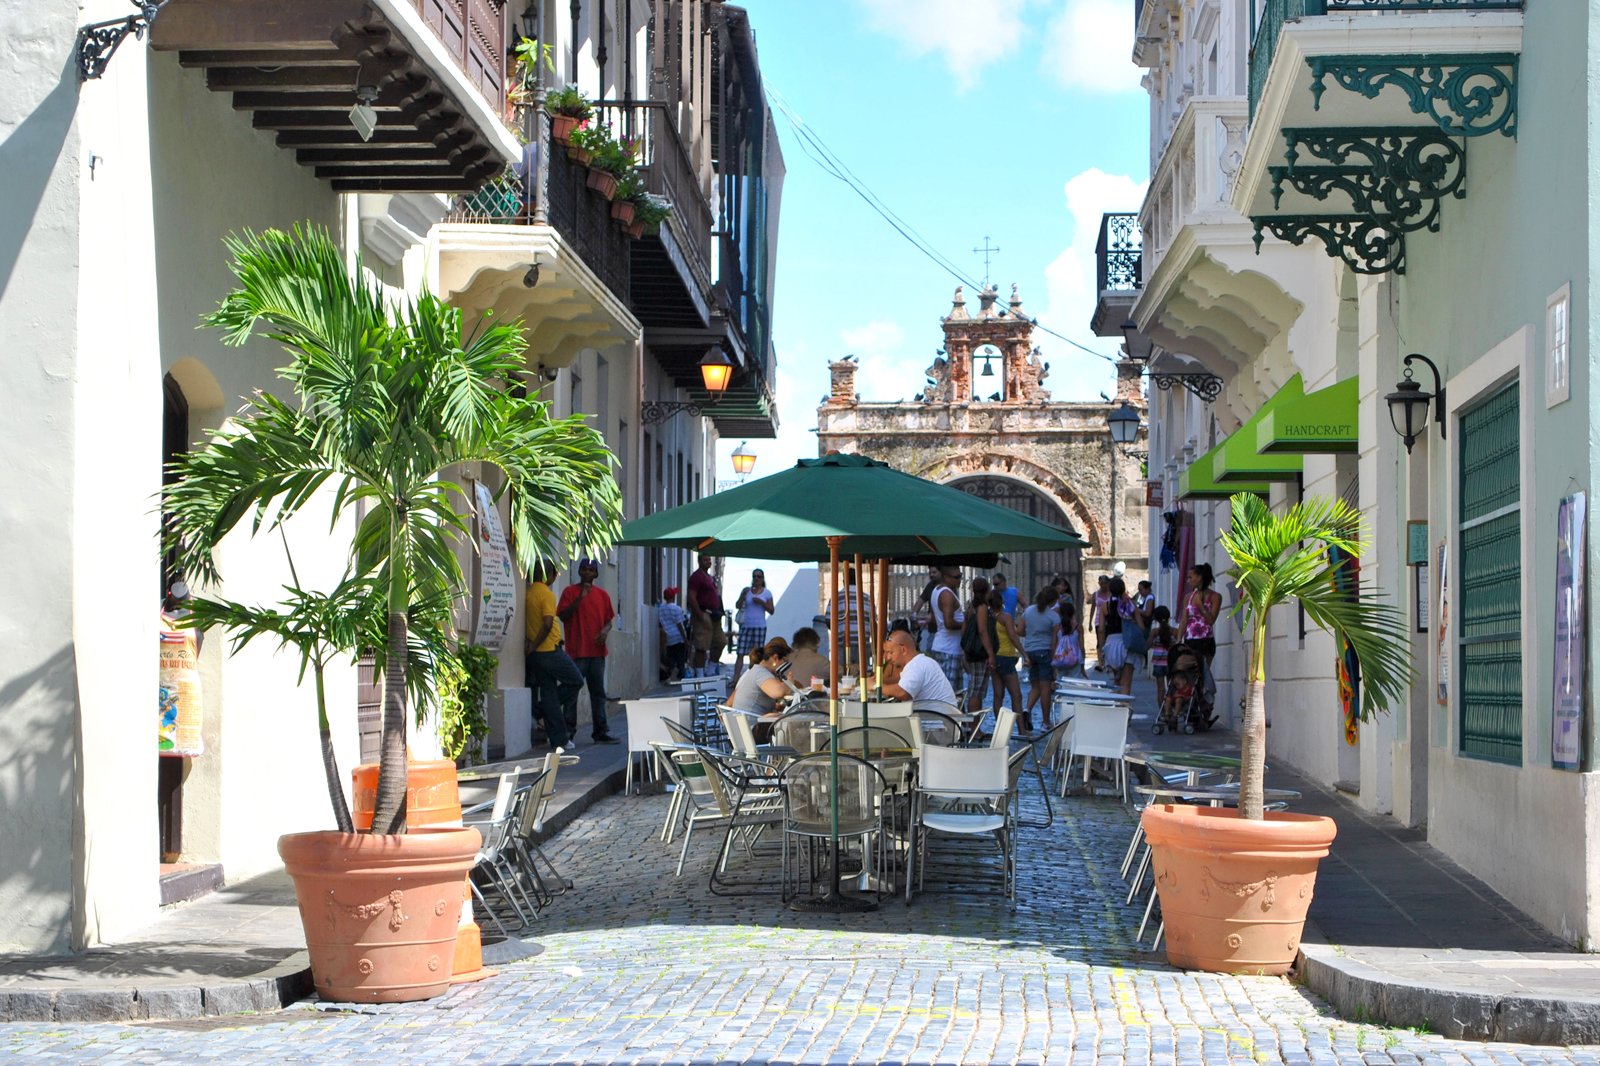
[525,562,580,749]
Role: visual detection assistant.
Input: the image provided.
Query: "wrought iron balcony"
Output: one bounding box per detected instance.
[1249,0,1524,118]
[1091,212,1142,337]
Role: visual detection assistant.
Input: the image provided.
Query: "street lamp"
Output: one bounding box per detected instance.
[731,441,756,478]
[1120,318,1152,361]
[1385,353,1446,454]
[699,344,734,398]
[1107,401,1142,446]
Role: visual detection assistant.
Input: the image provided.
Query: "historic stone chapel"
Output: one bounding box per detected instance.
[816,284,1149,610]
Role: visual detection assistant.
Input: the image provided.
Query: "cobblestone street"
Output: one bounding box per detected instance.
[4,785,1598,1065]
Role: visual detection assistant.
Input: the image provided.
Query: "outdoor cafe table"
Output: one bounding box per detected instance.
[1142,749,1243,787]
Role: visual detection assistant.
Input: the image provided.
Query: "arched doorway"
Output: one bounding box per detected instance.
[884,475,1084,624]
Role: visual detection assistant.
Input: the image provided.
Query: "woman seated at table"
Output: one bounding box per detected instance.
[730,637,795,718]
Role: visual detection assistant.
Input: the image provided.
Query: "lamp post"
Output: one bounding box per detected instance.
[1385,353,1445,454]
[731,441,756,480]
[641,345,737,424]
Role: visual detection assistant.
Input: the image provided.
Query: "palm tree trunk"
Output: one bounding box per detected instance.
[370,608,411,833]
[1238,618,1269,820]
[313,661,355,834]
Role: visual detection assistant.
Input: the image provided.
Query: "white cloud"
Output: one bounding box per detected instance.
[840,320,929,401]
[1039,0,1144,94]
[855,0,1025,90]
[1038,167,1148,400]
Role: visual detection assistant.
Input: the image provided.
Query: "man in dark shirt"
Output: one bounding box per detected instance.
[686,553,725,677]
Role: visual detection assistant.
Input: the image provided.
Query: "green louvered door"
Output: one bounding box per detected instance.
[1458,383,1522,763]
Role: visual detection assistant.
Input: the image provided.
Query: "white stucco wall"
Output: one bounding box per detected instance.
[0,0,88,954]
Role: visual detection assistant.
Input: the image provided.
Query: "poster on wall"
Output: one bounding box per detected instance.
[158,617,204,757]
[473,481,517,651]
[1435,541,1450,706]
[1553,491,1587,771]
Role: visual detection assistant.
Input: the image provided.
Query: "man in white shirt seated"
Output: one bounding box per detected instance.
[880,629,957,705]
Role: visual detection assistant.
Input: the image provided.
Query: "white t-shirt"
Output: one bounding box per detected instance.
[929,584,965,656]
[898,652,957,705]
[737,587,773,628]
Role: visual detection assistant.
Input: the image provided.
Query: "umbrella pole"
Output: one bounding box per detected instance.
[854,552,868,756]
[791,536,874,912]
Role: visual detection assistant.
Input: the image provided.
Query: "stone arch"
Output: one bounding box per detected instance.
[911,450,1108,557]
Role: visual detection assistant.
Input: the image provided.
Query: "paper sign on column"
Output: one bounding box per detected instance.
[473,482,517,650]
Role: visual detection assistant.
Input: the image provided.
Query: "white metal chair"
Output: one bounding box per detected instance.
[462,772,535,932]
[907,744,1015,905]
[1060,702,1130,798]
[652,739,709,844]
[513,752,576,905]
[623,696,692,794]
[987,708,1017,748]
[779,753,891,902]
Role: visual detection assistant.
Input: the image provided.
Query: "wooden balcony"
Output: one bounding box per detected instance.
[150,0,518,191]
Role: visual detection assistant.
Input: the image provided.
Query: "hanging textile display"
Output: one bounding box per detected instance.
[158,614,204,757]
[1329,544,1361,746]
[1552,492,1587,771]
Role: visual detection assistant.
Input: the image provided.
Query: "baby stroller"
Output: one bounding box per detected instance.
[1154,642,1215,735]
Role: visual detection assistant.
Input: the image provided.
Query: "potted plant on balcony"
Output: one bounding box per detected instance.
[566,122,607,166]
[507,37,556,125]
[1141,492,1411,976]
[545,83,591,145]
[627,193,672,239]
[585,134,635,201]
[163,226,622,1002]
[610,171,645,226]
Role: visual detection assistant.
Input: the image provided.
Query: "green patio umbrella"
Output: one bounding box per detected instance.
[621,453,1086,910]
[619,453,1088,560]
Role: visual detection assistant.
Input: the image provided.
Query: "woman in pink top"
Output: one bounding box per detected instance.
[1182,563,1222,665]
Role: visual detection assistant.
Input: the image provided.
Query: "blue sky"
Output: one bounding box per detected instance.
[709,0,1151,599]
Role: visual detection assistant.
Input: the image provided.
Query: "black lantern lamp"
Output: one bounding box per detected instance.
[1120,318,1152,361]
[520,3,539,41]
[1107,401,1142,445]
[699,344,734,398]
[1385,353,1445,454]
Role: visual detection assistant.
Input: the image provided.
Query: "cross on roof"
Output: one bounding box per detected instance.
[972,236,1001,286]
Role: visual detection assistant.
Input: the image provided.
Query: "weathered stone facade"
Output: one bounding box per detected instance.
[817,286,1150,588]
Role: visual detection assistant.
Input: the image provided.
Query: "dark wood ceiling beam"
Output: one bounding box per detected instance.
[232,91,407,112]
[251,109,421,131]
[207,66,361,92]
[315,163,462,179]
[331,178,484,193]
[296,147,454,165]
[178,48,347,67]
[150,0,369,51]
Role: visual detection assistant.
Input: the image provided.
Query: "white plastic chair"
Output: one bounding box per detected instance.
[623,696,692,794]
[988,708,1017,748]
[907,745,1015,904]
[1061,702,1130,798]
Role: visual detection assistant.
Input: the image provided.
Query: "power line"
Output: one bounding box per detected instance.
[767,86,1123,366]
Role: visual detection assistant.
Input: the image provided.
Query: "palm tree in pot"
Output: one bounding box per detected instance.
[1142,492,1413,974]
[163,226,622,1000]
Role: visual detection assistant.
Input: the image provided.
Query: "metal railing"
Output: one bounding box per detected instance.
[1249,0,1524,116]
[592,100,715,297]
[1096,213,1143,293]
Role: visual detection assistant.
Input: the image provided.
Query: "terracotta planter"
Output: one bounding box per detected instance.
[586,167,619,199]
[610,199,636,225]
[624,220,645,239]
[279,826,482,1003]
[566,145,592,166]
[350,758,461,831]
[1141,803,1335,975]
[551,114,580,145]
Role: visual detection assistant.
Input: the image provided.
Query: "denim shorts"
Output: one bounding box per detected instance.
[1026,649,1054,685]
[994,655,1018,677]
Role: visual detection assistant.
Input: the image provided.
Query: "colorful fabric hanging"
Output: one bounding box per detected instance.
[1328,545,1361,746]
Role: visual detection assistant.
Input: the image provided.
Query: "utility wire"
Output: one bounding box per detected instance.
[768,87,1122,365]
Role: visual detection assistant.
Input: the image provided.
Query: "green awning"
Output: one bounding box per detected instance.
[1212,375,1306,484]
[1179,440,1272,500]
[1257,375,1360,454]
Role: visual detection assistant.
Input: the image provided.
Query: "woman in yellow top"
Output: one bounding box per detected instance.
[990,587,1029,734]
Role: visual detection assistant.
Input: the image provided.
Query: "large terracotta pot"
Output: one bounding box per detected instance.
[279,826,482,1002]
[1141,803,1336,975]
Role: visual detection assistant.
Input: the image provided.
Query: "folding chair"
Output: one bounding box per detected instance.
[696,747,786,895]
[907,745,1015,905]
[462,773,536,932]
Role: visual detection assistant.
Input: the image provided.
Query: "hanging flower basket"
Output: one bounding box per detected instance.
[566,145,592,166]
[586,167,619,200]
[624,220,646,239]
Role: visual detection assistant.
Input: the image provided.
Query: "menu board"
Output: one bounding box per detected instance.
[473,482,517,650]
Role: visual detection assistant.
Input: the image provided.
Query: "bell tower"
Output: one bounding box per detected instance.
[929,284,1049,404]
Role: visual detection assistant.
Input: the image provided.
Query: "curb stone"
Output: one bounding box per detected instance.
[1296,925,1600,1046]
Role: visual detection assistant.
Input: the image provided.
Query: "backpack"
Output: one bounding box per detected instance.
[960,607,995,662]
[1052,630,1081,670]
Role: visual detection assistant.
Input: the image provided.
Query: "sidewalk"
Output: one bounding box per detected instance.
[0,730,632,1024]
[1130,705,1600,1045]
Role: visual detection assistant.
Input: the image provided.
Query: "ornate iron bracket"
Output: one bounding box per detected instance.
[1150,372,1225,404]
[641,400,704,424]
[1307,53,1519,139]
[1251,216,1407,275]
[76,0,167,81]
[1268,127,1466,233]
